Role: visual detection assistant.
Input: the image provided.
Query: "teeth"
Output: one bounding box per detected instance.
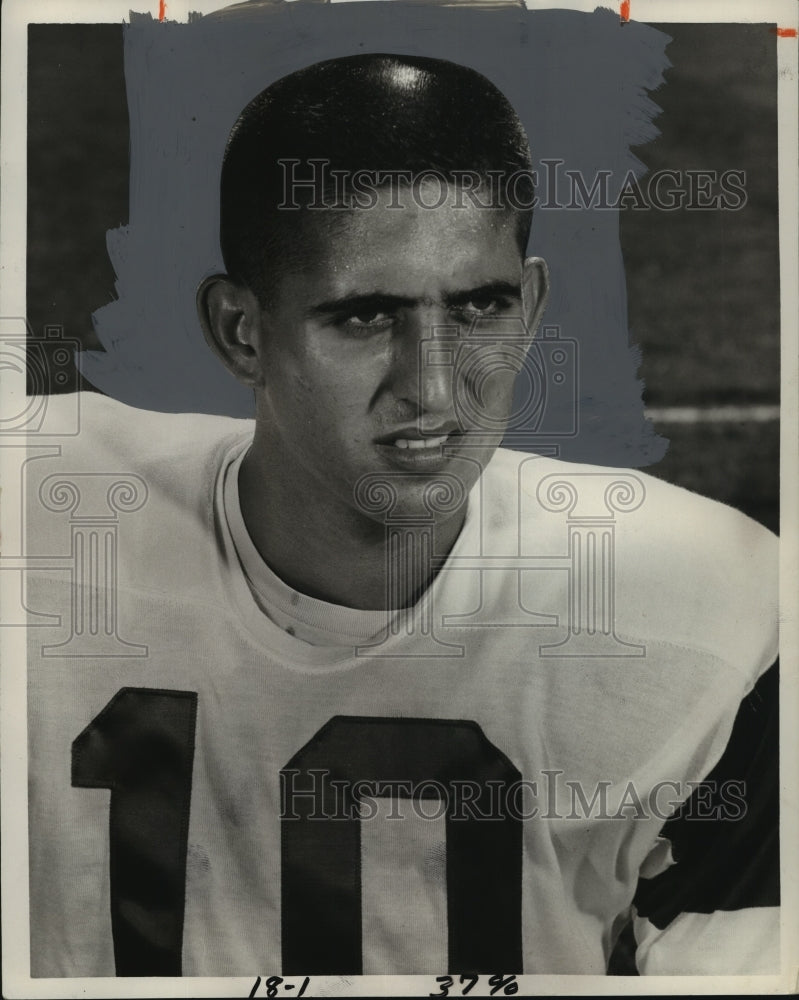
[394,435,449,450]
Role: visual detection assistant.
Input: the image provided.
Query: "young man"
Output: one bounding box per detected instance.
[26,54,778,978]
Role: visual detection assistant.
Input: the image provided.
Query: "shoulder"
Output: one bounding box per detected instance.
[26,393,254,550]
[36,391,253,474]
[484,447,778,687]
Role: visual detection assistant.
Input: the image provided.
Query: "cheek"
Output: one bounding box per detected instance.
[261,322,389,427]
[266,344,334,407]
[304,341,389,409]
[460,357,519,416]
[281,361,373,444]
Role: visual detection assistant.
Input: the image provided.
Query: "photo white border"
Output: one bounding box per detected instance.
[1,0,796,996]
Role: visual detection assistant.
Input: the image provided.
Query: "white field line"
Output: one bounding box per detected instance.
[644,405,780,424]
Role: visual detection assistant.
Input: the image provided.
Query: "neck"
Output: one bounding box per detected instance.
[237,443,467,611]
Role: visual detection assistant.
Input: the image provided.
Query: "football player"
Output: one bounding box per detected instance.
[27,53,778,978]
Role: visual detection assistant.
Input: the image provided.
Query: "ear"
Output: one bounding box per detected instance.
[521,256,550,342]
[196,274,266,387]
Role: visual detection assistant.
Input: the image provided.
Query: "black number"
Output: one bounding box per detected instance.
[460,973,479,994]
[250,974,309,996]
[430,975,454,997]
[265,976,284,997]
[72,688,197,976]
[74,695,525,978]
[281,717,523,974]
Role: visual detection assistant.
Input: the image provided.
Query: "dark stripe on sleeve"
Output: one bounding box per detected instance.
[634,659,779,930]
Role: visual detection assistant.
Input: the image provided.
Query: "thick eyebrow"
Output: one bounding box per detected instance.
[309,293,416,318]
[309,281,522,318]
[445,281,522,308]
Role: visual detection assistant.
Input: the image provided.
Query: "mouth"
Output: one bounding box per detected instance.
[391,433,451,451]
[376,422,462,451]
[374,425,463,469]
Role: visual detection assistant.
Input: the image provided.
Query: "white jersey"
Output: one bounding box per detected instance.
[26,393,779,977]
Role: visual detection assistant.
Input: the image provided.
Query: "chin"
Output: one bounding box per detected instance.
[352,472,470,531]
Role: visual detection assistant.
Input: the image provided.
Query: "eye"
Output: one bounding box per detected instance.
[339,311,395,334]
[454,296,510,320]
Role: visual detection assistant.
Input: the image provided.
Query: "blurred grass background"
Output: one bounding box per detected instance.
[620,23,779,534]
[27,20,780,538]
[27,25,128,358]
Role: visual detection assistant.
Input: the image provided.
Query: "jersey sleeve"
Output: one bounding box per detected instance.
[632,658,779,974]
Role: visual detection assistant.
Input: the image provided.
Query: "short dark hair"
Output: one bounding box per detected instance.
[220,53,535,302]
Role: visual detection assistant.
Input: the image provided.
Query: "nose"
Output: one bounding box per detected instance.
[391,306,457,418]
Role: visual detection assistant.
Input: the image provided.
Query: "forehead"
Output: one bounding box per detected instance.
[274,182,523,302]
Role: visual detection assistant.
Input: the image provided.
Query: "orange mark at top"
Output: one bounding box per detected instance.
[620,1,630,22]
[159,0,166,21]
[772,26,797,37]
